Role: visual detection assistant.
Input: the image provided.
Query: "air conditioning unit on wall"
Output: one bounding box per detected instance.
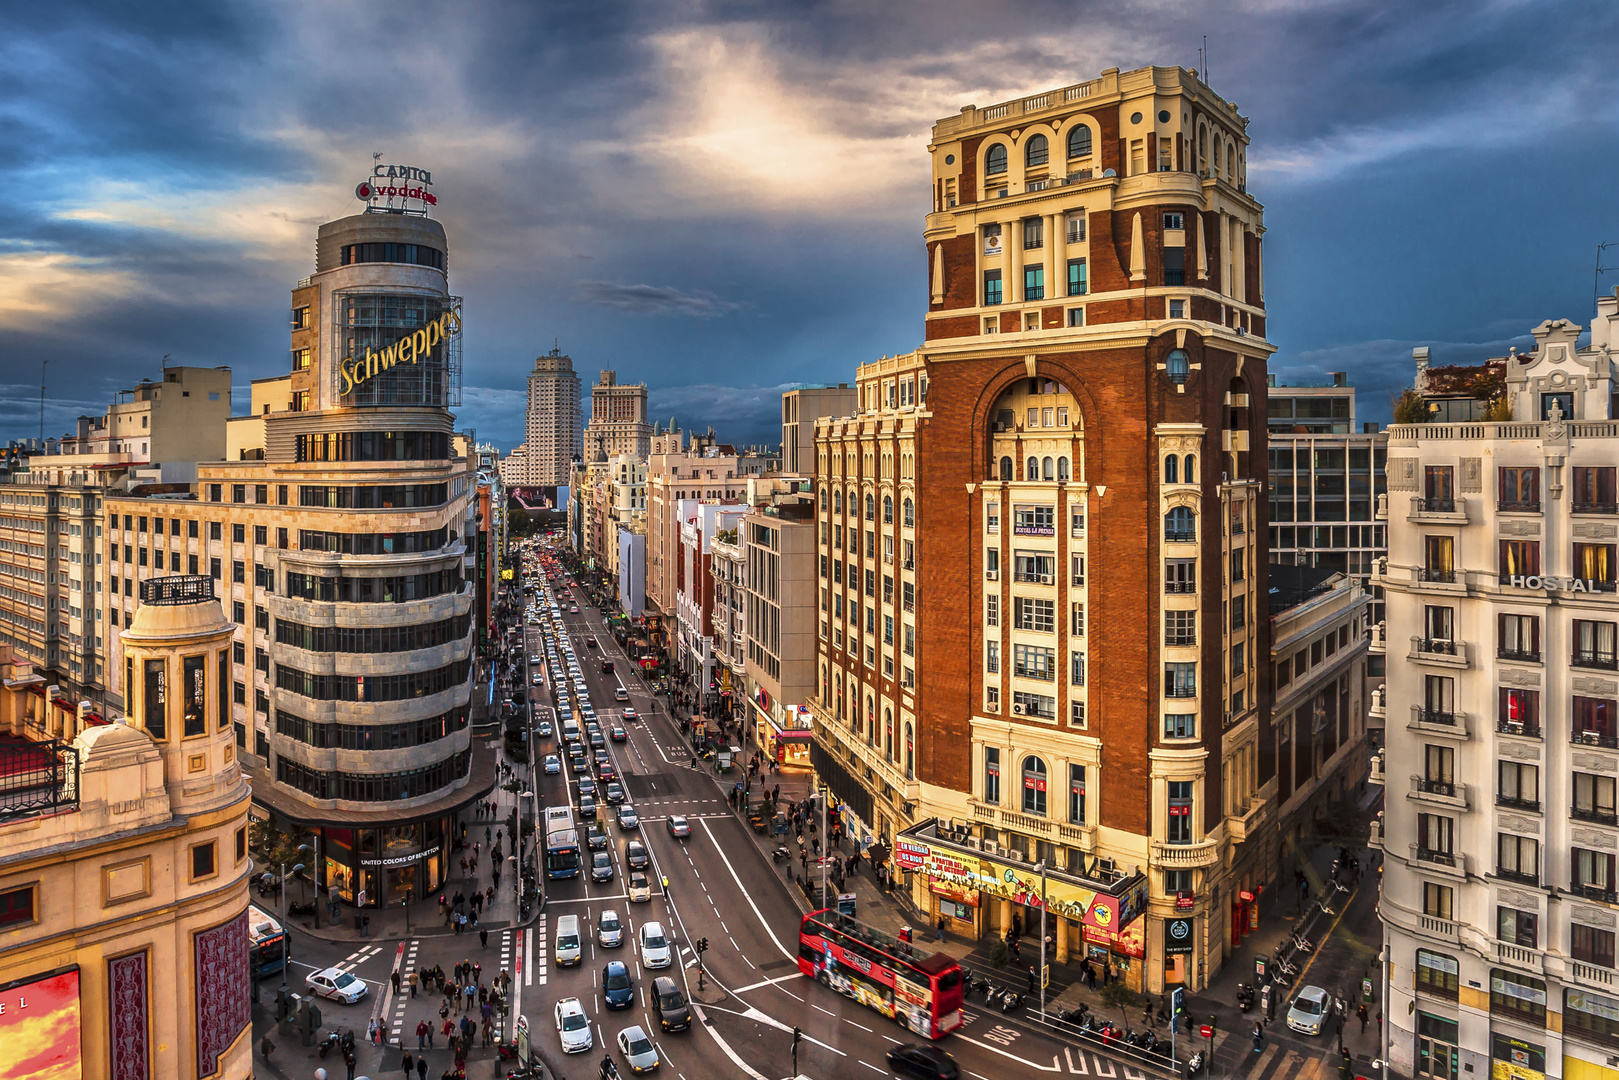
[986,570,999,581]
[1012,702,1025,715]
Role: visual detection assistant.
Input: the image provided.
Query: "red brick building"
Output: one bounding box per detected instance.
[812,65,1275,993]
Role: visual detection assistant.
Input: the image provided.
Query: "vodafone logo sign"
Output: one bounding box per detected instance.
[356,164,438,207]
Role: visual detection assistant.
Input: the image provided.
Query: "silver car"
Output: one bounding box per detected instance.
[598,909,623,948]
[616,1025,661,1074]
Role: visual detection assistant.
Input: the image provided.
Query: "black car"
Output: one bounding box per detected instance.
[886,1043,960,1080]
[624,840,650,870]
[602,961,634,1009]
[650,976,690,1032]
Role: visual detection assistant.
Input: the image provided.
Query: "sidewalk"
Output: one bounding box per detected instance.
[708,751,1387,1068]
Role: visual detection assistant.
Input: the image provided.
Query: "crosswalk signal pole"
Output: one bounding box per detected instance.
[791,1026,802,1076]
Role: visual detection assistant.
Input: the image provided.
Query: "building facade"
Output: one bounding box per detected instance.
[782,387,857,476]
[743,495,818,767]
[99,201,490,909]
[812,64,1276,992]
[584,371,651,463]
[0,367,233,704]
[522,350,582,485]
[1376,303,1619,1080]
[0,575,253,1080]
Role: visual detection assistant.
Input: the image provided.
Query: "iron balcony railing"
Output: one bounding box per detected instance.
[1416,497,1456,513]
[1573,805,1619,827]
[1573,650,1619,671]
[0,738,80,821]
[1498,648,1542,663]
[1418,568,1457,584]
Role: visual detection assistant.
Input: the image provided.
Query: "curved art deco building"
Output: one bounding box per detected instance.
[103,197,489,907]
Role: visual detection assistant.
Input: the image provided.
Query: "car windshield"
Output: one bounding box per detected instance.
[1297,997,1323,1015]
[333,973,358,988]
[631,874,647,887]
[645,932,667,948]
[606,971,631,989]
[659,990,684,1008]
[595,853,610,865]
[562,1013,588,1031]
[628,1037,654,1055]
[602,915,619,930]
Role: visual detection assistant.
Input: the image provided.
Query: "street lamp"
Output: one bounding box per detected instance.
[1034,860,1048,1019]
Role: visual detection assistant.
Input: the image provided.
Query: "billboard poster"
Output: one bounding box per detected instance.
[0,968,83,1080]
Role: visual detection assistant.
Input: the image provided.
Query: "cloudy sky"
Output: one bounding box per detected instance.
[3,0,1616,450]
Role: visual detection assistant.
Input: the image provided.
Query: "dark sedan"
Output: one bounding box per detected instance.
[886,1043,960,1080]
[602,961,634,1009]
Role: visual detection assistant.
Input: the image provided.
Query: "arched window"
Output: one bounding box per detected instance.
[1022,756,1048,815]
[905,723,915,780]
[865,494,875,521]
[1165,506,1196,541]
[1227,143,1235,179]
[903,499,915,527]
[1184,454,1195,481]
[986,144,1008,176]
[883,496,894,524]
[1067,126,1092,159]
[833,490,843,514]
[999,456,1013,481]
[1165,456,1178,484]
[818,487,828,511]
[1027,457,1038,481]
[885,708,894,761]
[1042,456,1055,481]
[865,695,875,742]
[1026,134,1049,167]
[1057,457,1070,481]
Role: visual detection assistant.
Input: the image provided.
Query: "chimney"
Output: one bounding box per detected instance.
[1331,372,1347,387]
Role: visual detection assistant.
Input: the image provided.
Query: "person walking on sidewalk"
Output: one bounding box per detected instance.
[415,1057,427,1080]
[1251,1022,1264,1053]
[416,1020,429,1049]
[392,970,402,995]
[401,1051,414,1078]
[1357,1001,1369,1034]
[479,927,489,949]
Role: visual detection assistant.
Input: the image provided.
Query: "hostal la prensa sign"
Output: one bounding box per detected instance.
[338,306,463,397]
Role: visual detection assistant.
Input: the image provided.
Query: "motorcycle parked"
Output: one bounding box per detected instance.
[1187,1050,1207,1076]
[316,1029,354,1059]
[999,990,1022,1013]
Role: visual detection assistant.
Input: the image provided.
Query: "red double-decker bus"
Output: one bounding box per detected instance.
[797,909,965,1038]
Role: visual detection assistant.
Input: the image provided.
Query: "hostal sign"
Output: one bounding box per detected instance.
[338,305,463,397]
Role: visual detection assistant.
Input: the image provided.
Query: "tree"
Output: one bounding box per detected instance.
[1392,388,1429,425]
[1100,981,1138,1027]
[986,938,1009,969]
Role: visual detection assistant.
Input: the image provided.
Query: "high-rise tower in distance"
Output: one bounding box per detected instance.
[524,350,583,484]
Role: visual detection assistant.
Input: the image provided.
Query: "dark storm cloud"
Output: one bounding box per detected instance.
[2,0,1616,451]
[574,282,742,317]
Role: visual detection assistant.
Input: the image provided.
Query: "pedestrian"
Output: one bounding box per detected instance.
[936,915,947,942]
[1252,1022,1264,1053]
[392,969,402,995]
[480,927,489,949]
[367,1018,379,1046]
[1144,996,1156,1025]
[416,1057,428,1080]
[464,983,476,1011]
[416,1020,429,1050]
[344,1049,357,1080]
[473,962,481,983]
[402,1050,414,1077]
[1357,1002,1369,1034]
[408,970,418,997]
[1027,966,1037,994]
[441,1017,454,1043]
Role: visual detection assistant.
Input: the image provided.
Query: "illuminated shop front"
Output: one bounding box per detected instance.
[320,818,451,907]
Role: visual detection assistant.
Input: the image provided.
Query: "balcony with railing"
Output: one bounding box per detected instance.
[1226,800,1270,843]
[1414,566,1461,587]
[1495,866,1540,888]
[1410,637,1469,669]
[1498,499,1543,514]
[1409,776,1468,809]
[1497,715,1543,740]
[1413,845,1466,877]
[1574,500,1619,516]
[1369,750,1385,786]
[1151,837,1222,868]
[1572,804,1619,826]
[1573,727,1619,750]
[0,736,80,823]
[1496,793,1542,813]
[1409,705,1471,740]
[1574,881,1619,904]
[1573,650,1619,672]
[1493,941,1545,974]
[1408,496,1469,524]
[1498,646,1543,664]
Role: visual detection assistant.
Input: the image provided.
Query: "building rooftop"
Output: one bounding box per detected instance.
[1268,563,1342,614]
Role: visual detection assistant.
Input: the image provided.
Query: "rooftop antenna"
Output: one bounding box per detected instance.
[1596,241,1616,319]
[161,352,171,373]
[1203,36,1209,86]
[39,359,49,444]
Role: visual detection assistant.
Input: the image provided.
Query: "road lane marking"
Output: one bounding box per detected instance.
[698,818,792,960]
[860,1063,885,1074]
[731,973,804,993]
[844,1019,872,1032]
[951,1032,1063,1072]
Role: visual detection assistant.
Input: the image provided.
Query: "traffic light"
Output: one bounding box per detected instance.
[695,937,709,956]
[792,1027,802,1047]
[792,1026,803,1074]
[1171,987,1186,1018]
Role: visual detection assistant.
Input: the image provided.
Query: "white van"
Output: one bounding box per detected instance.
[555,914,582,966]
[561,719,582,744]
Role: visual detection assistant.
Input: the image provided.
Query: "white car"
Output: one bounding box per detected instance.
[555,996,593,1053]
[1286,985,1331,1036]
[617,1025,661,1074]
[599,908,624,948]
[639,921,672,969]
[306,967,368,1004]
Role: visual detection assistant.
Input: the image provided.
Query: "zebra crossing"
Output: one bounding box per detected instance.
[388,938,421,1042]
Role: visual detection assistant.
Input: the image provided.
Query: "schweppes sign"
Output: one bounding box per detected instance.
[339,305,462,397]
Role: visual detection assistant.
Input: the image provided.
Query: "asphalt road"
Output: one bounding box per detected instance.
[262,560,1375,1080]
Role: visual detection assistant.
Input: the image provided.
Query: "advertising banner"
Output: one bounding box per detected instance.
[905,834,1144,931]
[0,967,83,1080]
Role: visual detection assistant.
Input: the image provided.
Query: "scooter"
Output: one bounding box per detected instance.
[1187,1050,1207,1076]
[999,990,1022,1013]
[771,846,791,864]
[970,975,993,1000]
[316,1029,354,1059]
[1237,982,1255,1012]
